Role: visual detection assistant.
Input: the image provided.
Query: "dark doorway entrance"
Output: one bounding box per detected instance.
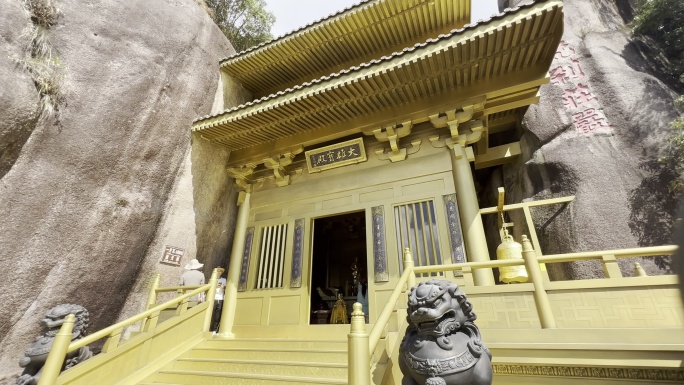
[310,211,368,324]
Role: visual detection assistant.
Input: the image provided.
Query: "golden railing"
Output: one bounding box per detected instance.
[347,241,679,385]
[348,250,416,384]
[37,269,220,385]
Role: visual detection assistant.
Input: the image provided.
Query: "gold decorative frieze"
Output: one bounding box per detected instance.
[492,364,684,381]
[305,138,367,173]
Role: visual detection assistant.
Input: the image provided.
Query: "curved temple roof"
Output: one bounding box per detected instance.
[220,0,471,98]
[195,0,563,166]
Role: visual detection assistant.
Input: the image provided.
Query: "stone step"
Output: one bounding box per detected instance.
[148,370,347,385]
[138,383,182,385]
[184,346,348,363]
[197,337,347,350]
[171,358,347,378]
[158,308,178,324]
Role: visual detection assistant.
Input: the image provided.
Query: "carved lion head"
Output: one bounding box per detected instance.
[407,280,476,336]
[41,304,89,337]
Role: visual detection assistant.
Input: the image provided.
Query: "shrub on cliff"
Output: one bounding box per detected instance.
[633,0,684,82]
[203,0,275,53]
[660,96,684,192]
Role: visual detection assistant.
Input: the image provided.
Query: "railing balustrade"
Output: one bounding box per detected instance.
[348,242,679,384]
[37,241,678,385]
[38,269,220,385]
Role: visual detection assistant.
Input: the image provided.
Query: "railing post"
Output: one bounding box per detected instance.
[203,268,219,332]
[634,262,648,277]
[101,327,122,353]
[461,266,475,286]
[37,314,75,385]
[601,255,623,278]
[176,289,188,316]
[142,311,160,332]
[140,274,161,331]
[522,205,551,283]
[348,303,371,385]
[403,247,416,289]
[146,274,161,310]
[521,235,556,329]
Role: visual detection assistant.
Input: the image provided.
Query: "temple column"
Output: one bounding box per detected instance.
[450,145,495,286]
[219,189,251,337]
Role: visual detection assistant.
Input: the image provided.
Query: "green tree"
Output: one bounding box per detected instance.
[633,0,684,81]
[659,96,684,191]
[204,0,276,53]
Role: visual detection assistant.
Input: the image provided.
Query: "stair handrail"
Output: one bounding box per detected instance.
[68,281,212,352]
[154,285,204,293]
[38,269,219,385]
[412,257,527,274]
[349,248,415,385]
[368,247,415,355]
[365,251,529,358]
[536,245,678,263]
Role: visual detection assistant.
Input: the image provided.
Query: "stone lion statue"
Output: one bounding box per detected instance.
[16,304,93,385]
[399,280,492,385]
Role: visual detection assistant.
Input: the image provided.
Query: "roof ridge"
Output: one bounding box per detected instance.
[194,0,548,126]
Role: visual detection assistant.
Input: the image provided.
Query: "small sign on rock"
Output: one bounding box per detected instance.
[159,245,185,267]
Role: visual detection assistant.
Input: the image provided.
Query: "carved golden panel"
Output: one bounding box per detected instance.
[467,292,541,329]
[548,287,683,328]
[493,364,684,381]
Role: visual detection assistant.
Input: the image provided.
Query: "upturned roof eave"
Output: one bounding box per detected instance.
[193,0,560,134]
[218,0,375,65]
[218,0,472,96]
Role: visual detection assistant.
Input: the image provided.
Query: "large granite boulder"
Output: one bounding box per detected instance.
[486,0,680,279]
[0,1,40,179]
[0,0,234,379]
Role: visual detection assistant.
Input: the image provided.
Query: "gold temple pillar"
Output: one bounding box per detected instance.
[219,189,251,337]
[450,145,495,286]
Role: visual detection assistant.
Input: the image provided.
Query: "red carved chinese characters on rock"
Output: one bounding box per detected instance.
[550,41,612,135]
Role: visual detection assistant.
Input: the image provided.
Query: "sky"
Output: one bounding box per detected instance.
[264,0,500,38]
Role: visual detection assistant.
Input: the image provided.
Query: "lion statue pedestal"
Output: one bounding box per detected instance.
[399,280,492,385]
[16,304,92,385]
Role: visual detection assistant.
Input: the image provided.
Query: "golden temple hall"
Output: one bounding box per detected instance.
[38,0,683,384]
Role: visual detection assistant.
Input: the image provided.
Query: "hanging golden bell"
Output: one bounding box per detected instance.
[496,231,528,284]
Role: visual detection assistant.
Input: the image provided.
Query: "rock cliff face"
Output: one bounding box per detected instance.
[0,1,40,180]
[0,0,236,379]
[486,0,680,278]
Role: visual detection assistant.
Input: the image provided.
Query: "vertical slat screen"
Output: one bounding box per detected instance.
[256,223,288,289]
[394,200,443,277]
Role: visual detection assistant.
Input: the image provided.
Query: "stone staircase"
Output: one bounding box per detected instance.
[137,338,349,384]
[133,293,411,385]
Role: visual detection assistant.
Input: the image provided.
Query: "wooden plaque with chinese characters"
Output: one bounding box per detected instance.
[305,138,367,173]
